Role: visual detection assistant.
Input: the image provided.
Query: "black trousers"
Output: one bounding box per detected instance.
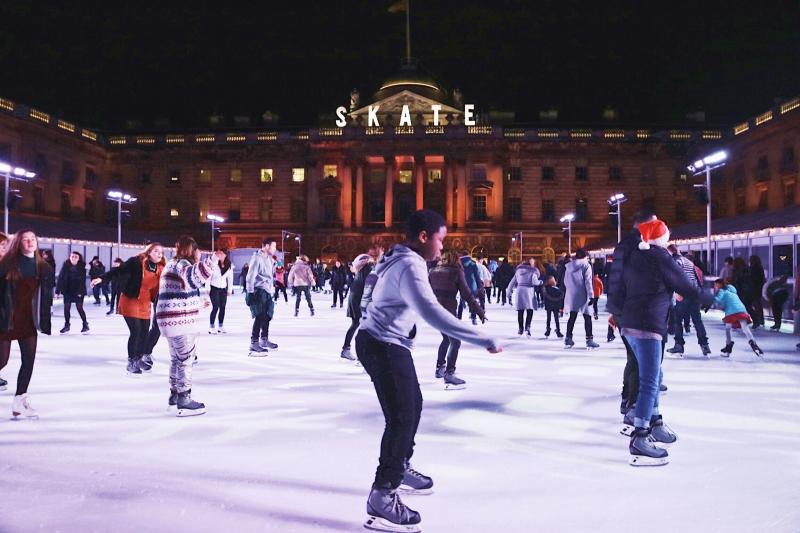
[517,309,533,331]
[0,335,37,396]
[332,285,346,306]
[123,316,150,361]
[92,283,109,304]
[591,297,599,317]
[108,287,120,312]
[209,286,228,326]
[141,309,161,356]
[273,283,288,302]
[772,292,789,327]
[343,316,359,349]
[545,309,561,333]
[437,334,461,372]
[64,296,87,325]
[566,311,593,339]
[356,330,422,489]
[496,287,507,304]
[295,286,314,310]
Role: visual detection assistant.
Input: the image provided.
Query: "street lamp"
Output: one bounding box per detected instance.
[281,230,302,262]
[207,214,225,252]
[0,161,36,234]
[511,231,523,263]
[688,150,728,271]
[607,193,628,244]
[560,213,575,255]
[106,190,137,257]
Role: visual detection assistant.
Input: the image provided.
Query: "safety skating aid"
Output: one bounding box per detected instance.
[364,486,421,532]
[443,371,466,391]
[11,394,38,420]
[629,428,669,467]
[749,340,764,357]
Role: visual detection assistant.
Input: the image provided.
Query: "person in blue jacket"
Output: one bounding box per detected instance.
[713,278,764,357]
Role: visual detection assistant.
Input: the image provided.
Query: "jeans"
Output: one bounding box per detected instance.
[209,286,228,326]
[545,309,561,334]
[496,287,507,304]
[566,312,593,339]
[356,330,422,489]
[517,310,533,331]
[166,334,196,393]
[626,336,663,428]
[457,291,480,320]
[673,298,708,345]
[294,286,314,311]
[437,334,461,372]
[92,283,109,304]
[273,283,288,302]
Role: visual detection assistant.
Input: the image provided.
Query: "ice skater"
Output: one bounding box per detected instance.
[0,230,55,419]
[208,248,233,334]
[340,253,372,361]
[245,239,279,356]
[88,256,109,305]
[563,248,598,349]
[356,210,501,532]
[714,278,764,357]
[56,251,89,334]
[507,257,541,337]
[543,275,564,338]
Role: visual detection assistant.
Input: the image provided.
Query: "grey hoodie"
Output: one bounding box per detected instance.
[360,244,498,350]
[246,249,274,294]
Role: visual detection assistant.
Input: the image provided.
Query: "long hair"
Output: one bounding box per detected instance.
[141,242,166,266]
[218,248,232,274]
[174,235,198,263]
[61,251,86,273]
[439,249,463,269]
[0,229,48,281]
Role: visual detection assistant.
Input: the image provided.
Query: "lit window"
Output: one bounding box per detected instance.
[230,169,242,182]
[398,170,413,184]
[506,167,521,181]
[170,170,180,184]
[292,168,305,182]
[260,168,273,183]
[427,169,442,183]
[323,164,338,179]
[170,208,180,218]
[199,169,211,183]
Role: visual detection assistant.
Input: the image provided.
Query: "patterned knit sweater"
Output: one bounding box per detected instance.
[155,257,215,337]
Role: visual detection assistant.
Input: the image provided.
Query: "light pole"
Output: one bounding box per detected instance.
[207,214,225,252]
[0,162,36,235]
[106,190,137,257]
[511,231,523,263]
[608,193,628,244]
[560,213,575,256]
[688,150,728,271]
[281,230,302,262]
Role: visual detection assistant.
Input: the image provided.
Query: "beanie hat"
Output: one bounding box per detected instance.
[638,219,670,250]
[352,253,372,273]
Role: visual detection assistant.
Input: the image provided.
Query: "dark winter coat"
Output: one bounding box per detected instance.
[494,262,514,289]
[429,263,485,320]
[0,258,55,335]
[98,255,158,300]
[544,285,564,312]
[347,263,373,319]
[88,262,106,280]
[731,266,753,304]
[619,246,713,337]
[57,264,88,299]
[330,266,348,288]
[460,257,481,295]
[605,229,641,317]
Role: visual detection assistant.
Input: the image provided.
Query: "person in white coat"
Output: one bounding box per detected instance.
[208,248,234,334]
[563,248,598,349]
[507,258,542,336]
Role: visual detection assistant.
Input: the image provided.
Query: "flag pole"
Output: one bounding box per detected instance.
[405,0,411,63]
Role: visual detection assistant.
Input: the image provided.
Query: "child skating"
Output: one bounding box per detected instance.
[713,278,764,357]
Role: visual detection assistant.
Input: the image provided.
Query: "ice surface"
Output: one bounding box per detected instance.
[0,293,798,532]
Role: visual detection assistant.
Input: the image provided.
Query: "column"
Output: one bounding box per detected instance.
[384,156,394,229]
[445,161,454,226]
[341,162,352,229]
[307,161,321,227]
[414,154,425,210]
[491,160,504,222]
[355,163,364,228]
[456,160,467,228]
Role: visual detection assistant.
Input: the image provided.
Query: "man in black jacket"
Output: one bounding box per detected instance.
[493,258,514,305]
[606,210,656,415]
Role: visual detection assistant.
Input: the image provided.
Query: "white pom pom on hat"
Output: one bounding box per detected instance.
[638,218,670,250]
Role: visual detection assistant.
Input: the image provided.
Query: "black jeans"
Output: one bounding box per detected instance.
[92,283,109,304]
[273,283,288,302]
[566,312,593,339]
[141,309,160,356]
[63,296,87,325]
[545,309,561,334]
[772,292,789,327]
[251,313,270,341]
[332,285,346,307]
[496,287,507,304]
[123,316,150,361]
[209,286,228,326]
[108,288,120,312]
[437,334,461,372]
[343,316,359,349]
[0,335,37,396]
[356,330,422,489]
[673,299,708,345]
[294,286,314,310]
[517,309,533,331]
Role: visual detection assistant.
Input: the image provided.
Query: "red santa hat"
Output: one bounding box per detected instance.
[638,218,670,250]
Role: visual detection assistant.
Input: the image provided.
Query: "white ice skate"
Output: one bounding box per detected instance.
[217,327,226,334]
[11,394,39,420]
[364,515,421,533]
[208,327,217,335]
[629,454,669,467]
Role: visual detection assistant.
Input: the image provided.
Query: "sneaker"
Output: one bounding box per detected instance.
[399,462,434,494]
[217,327,226,334]
[59,324,70,334]
[249,340,268,357]
[435,365,446,379]
[443,371,466,390]
[139,354,153,373]
[176,390,206,417]
[260,337,278,350]
[649,415,677,445]
[340,347,356,361]
[126,358,142,377]
[11,393,38,420]
[629,427,669,466]
[365,486,421,532]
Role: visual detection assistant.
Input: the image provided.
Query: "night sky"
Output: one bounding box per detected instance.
[1,1,798,130]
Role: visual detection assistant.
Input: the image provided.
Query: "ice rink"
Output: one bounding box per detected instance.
[0,291,798,533]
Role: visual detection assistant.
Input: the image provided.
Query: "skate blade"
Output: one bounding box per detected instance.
[629,455,669,467]
[176,407,206,417]
[719,353,730,358]
[397,485,433,496]
[444,384,466,391]
[620,424,634,436]
[248,352,269,357]
[126,372,143,378]
[364,515,421,532]
[11,413,39,421]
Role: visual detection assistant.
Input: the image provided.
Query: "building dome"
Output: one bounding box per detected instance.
[374,61,446,102]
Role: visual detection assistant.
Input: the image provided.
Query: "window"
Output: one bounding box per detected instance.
[735,193,746,214]
[471,165,487,181]
[228,198,241,221]
[398,170,413,184]
[61,161,76,184]
[609,166,622,181]
[542,166,555,181]
[199,169,211,183]
[675,169,689,183]
[575,197,589,221]
[198,197,209,222]
[641,167,654,182]
[756,156,769,181]
[139,170,151,184]
[323,164,338,179]
[507,197,522,221]
[370,169,384,184]
[33,152,48,177]
[323,196,339,222]
[0,143,10,160]
[291,198,306,221]
[575,166,588,181]
[260,168,273,183]
[782,147,796,172]
[507,167,521,182]
[758,189,769,211]
[61,191,71,216]
[169,169,181,185]
[170,207,180,218]
[472,195,487,220]
[291,167,305,183]
[260,198,273,221]
[85,194,95,219]
[230,169,242,183]
[427,169,442,183]
[85,167,98,188]
[395,191,414,222]
[33,186,44,213]
[785,182,796,207]
[541,199,555,222]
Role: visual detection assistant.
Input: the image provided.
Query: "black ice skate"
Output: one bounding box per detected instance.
[544,328,550,338]
[126,358,142,377]
[620,409,635,436]
[294,309,299,317]
[443,371,466,391]
[435,365,446,379]
[564,336,575,348]
[399,462,434,495]
[586,339,599,350]
[667,343,684,357]
[720,341,734,358]
[81,322,90,334]
[340,347,356,361]
[364,486,421,532]
[749,340,764,357]
[629,427,669,466]
[167,390,178,412]
[175,390,206,417]
[649,415,677,445]
[260,337,278,350]
[0,375,7,392]
[517,328,523,336]
[556,331,564,338]
[310,308,315,316]
[525,328,531,337]
[700,344,711,358]
[248,340,268,357]
[59,324,70,334]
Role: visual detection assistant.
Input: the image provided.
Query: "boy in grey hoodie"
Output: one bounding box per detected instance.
[357,209,502,533]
